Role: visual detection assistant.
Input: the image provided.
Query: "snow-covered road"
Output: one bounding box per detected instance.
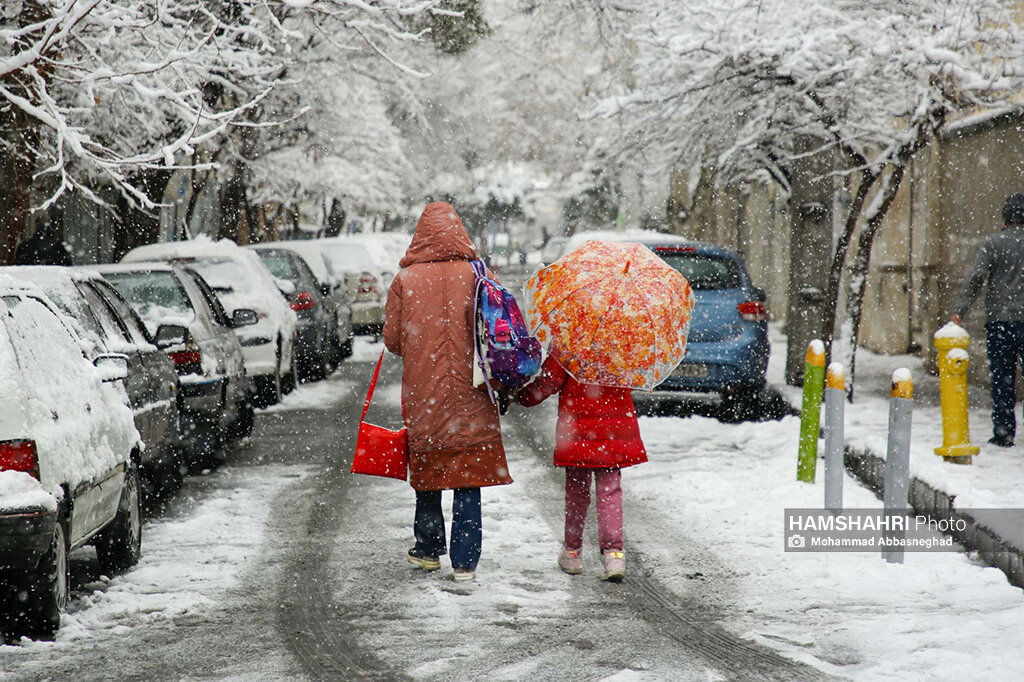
[2,344,1022,680]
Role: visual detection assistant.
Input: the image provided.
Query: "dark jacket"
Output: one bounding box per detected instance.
[13,227,72,266]
[955,225,1024,323]
[516,356,647,469]
[383,202,512,491]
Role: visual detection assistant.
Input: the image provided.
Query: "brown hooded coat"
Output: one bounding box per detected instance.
[383,202,512,491]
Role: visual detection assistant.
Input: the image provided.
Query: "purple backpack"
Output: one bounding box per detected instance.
[471,260,542,404]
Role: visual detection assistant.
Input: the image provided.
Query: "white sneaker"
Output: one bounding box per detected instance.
[453,568,475,582]
[599,550,626,582]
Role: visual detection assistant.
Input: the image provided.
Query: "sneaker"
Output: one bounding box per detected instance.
[452,568,475,582]
[406,547,440,571]
[988,435,1014,448]
[558,546,583,575]
[599,550,626,582]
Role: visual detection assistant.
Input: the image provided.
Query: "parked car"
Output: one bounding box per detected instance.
[4,267,180,496]
[250,246,332,380]
[95,263,252,462]
[0,277,141,639]
[630,240,770,414]
[121,238,298,407]
[250,241,354,366]
[313,239,385,335]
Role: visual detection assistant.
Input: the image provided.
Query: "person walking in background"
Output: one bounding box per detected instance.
[952,192,1024,447]
[383,201,512,582]
[515,353,648,582]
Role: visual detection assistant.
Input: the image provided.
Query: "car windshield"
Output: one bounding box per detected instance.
[654,251,742,290]
[105,271,194,316]
[258,252,298,281]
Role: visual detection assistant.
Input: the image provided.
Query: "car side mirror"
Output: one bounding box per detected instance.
[320,282,332,297]
[752,286,767,302]
[154,323,188,350]
[275,278,296,296]
[231,308,259,328]
[94,354,129,382]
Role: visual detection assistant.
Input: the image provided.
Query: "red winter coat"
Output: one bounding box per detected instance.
[516,357,647,469]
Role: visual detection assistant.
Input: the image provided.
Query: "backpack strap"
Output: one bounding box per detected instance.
[470,260,498,407]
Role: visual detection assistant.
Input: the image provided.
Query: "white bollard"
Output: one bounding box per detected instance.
[824,363,846,512]
[882,368,914,564]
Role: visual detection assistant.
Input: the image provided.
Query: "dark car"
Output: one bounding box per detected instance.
[4,267,181,495]
[632,241,770,415]
[251,241,354,367]
[250,246,333,381]
[95,264,252,465]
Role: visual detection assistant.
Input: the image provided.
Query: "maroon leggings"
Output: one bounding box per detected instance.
[564,466,623,551]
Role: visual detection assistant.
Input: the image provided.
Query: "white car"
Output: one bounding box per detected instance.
[0,276,141,639]
[312,239,386,335]
[122,237,298,407]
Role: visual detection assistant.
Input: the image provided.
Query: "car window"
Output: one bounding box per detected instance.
[257,252,298,281]
[3,296,92,407]
[184,269,231,327]
[654,251,742,290]
[78,282,132,344]
[105,270,195,318]
[91,281,151,346]
[189,260,247,294]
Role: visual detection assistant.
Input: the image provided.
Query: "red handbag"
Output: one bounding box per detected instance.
[350,350,409,480]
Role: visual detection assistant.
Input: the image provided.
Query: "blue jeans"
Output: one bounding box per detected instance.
[413,488,482,570]
[986,321,1024,440]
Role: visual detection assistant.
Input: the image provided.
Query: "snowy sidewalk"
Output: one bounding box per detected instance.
[769,325,1024,584]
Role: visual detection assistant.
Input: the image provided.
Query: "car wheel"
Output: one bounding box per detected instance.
[719,385,763,423]
[95,463,143,573]
[227,398,255,441]
[282,355,298,395]
[5,513,69,640]
[338,336,353,360]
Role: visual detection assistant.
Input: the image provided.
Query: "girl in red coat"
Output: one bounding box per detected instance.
[516,355,647,581]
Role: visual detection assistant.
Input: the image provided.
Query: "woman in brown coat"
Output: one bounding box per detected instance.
[383,202,512,581]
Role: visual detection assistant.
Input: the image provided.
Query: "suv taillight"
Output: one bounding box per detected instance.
[0,440,40,480]
[737,301,768,322]
[290,291,315,311]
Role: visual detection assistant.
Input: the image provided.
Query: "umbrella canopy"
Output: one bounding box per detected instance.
[525,240,695,390]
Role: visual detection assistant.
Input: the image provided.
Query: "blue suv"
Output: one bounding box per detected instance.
[634,241,770,414]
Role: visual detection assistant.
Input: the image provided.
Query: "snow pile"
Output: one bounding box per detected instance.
[934,321,970,341]
[634,414,1024,677]
[0,471,58,513]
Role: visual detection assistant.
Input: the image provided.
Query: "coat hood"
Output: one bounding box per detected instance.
[400,202,478,268]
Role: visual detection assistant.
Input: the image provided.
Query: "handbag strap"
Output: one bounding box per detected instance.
[361,349,386,423]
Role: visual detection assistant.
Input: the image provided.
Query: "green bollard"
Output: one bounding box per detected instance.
[797,339,826,483]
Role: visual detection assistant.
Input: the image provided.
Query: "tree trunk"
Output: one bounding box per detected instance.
[0,107,36,263]
[845,163,908,401]
[820,168,879,355]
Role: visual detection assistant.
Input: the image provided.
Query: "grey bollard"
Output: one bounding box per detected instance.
[882,368,914,564]
[824,363,846,512]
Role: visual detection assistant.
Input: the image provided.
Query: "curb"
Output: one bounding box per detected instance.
[844,447,1024,589]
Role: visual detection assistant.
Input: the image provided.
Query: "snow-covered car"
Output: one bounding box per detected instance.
[250,246,332,380]
[249,241,354,367]
[313,239,385,335]
[121,238,298,407]
[4,267,180,496]
[95,263,252,463]
[0,276,141,639]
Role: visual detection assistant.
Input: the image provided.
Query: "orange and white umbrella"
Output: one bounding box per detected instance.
[525,240,694,390]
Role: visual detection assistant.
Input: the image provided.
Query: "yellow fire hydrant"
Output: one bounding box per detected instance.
[934,322,979,464]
